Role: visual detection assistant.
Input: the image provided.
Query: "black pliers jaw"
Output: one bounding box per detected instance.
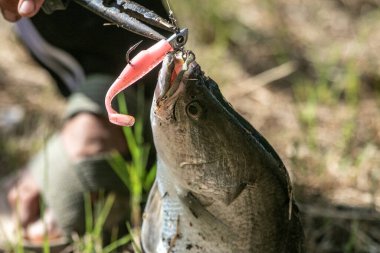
[42,0,179,41]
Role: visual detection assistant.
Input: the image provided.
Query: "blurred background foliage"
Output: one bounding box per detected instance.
[0,0,380,252]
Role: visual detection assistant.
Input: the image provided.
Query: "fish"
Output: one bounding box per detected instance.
[141,51,305,253]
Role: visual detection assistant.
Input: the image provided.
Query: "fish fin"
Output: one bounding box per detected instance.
[179,192,238,240]
[225,182,248,205]
[141,181,162,253]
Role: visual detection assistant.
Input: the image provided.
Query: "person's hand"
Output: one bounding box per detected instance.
[0,0,45,22]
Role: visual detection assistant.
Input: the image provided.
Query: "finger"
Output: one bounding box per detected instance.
[7,178,41,227]
[0,0,21,21]
[25,210,63,241]
[1,9,20,21]
[7,185,18,207]
[19,188,40,226]
[18,0,44,17]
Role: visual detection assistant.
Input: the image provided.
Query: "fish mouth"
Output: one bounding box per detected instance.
[155,51,196,102]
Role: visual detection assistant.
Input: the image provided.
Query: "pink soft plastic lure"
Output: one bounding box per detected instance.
[105,40,173,126]
[105,29,188,127]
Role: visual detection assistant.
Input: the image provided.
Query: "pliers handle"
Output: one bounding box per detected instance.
[42,0,177,41]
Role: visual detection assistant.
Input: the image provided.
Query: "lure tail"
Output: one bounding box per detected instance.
[105,40,173,126]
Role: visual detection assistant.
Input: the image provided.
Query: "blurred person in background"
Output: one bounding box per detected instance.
[0,0,164,241]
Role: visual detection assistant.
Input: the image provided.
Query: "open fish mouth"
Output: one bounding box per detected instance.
[155,51,196,102]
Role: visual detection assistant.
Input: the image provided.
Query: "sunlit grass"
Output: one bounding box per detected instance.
[109,89,156,228]
[70,191,142,253]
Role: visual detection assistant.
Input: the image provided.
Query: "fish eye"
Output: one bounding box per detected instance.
[186,101,203,119]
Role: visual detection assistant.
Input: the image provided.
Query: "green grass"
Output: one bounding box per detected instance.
[74,88,155,252]
[71,192,138,253]
[344,220,359,253]
[109,89,156,228]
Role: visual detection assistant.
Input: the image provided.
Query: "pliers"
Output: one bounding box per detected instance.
[42,0,179,41]
[42,0,189,127]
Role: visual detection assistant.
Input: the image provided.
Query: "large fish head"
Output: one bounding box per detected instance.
[149,52,302,252]
[151,51,271,203]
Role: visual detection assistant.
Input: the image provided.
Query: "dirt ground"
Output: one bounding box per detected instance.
[0,0,380,252]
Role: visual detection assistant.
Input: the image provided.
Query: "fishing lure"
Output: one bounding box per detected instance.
[105,28,188,126]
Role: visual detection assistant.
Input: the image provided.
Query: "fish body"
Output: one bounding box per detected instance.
[142,52,304,253]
